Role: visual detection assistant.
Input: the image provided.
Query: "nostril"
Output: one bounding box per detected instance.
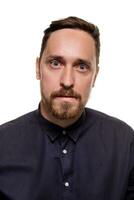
[60,83,74,90]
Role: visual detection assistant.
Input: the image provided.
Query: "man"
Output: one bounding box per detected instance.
[0,16,134,200]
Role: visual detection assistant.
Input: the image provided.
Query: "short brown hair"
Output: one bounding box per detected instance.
[39,16,100,64]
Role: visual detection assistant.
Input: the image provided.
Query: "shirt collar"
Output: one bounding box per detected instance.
[35,105,87,143]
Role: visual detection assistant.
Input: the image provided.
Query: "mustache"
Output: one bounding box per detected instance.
[51,88,81,100]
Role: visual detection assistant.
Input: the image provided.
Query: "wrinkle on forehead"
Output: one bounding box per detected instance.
[43,29,96,65]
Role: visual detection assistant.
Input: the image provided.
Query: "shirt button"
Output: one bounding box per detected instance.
[62,130,66,135]
[62,149,67,154]
[64,182,69,187]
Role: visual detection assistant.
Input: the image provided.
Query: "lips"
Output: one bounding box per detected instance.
[56,95,77,98]
[54,96,78,103]
[55,96,77,100]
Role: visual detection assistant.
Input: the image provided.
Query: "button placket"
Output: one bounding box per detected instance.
[59,130,73,195]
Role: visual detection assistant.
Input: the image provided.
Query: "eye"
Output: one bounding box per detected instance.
[49,59,61,69]
[76,62,90,72]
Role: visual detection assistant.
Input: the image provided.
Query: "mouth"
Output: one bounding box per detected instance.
[54,96,78,102]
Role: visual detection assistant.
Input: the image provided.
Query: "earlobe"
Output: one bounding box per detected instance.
[36,57,41,80]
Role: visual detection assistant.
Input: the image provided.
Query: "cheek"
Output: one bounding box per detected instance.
[40,71,60,95]
[76,77,93,93]
[75,77,93,103]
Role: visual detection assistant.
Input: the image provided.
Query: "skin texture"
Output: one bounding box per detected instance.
[36,29,99,127]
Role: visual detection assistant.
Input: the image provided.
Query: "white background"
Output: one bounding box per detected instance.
[0,0,133,128]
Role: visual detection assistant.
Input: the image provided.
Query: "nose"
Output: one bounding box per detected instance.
[60,66,74,89]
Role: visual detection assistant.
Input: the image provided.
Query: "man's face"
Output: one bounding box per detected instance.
[36,29,99,120]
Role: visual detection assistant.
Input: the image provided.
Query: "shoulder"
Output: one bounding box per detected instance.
[85,107,134,138]
[0,110,42,164]
[84,108,134,159]
[0,110,38,135]
[0,110,39,156]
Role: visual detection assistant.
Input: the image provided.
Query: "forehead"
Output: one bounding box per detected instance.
[43,29,96,61]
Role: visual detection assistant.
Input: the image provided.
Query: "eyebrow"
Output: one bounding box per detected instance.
[46,55,64,61]
[75,58,91,66]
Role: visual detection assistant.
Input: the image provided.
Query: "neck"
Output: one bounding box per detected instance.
[40,101,82,128]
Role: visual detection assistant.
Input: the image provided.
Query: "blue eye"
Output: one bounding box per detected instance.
[77,63,89,72]
[79,63,86,69]
[50,59,61,68]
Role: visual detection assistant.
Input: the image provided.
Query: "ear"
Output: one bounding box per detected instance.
[36,57,41,80]
[93,66,99,87]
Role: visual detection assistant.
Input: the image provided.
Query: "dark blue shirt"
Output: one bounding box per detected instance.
[0,107,134,200]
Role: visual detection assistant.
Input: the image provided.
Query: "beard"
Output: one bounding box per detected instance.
[42,88,84,120]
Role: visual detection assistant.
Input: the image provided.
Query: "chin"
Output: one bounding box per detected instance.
[51,101,83,120]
